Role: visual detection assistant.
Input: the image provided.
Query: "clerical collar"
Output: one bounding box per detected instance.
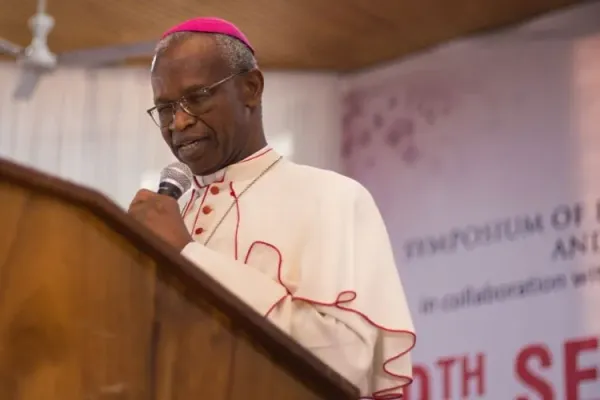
[191,146,279,189]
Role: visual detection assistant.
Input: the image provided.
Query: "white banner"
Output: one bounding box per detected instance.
[402,200,600,400]
[341,19,600,399]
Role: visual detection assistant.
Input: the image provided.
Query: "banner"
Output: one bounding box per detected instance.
[341,28,600,399]
[401,201,600,400]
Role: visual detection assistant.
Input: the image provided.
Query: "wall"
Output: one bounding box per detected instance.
[0,65,341,207]
[340,2,600,398]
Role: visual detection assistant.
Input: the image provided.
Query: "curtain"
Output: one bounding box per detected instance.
[0,64,341,207]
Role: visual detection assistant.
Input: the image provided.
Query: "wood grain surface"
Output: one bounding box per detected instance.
[0,0,576,70]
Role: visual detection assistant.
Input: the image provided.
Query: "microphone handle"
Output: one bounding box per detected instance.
[158,181,184,200]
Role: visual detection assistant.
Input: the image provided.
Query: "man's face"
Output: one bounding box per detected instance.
[150,35,253,176]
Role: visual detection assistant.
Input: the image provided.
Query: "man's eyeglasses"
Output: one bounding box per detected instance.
[147,70,247,128]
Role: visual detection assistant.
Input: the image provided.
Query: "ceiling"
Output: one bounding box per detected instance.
[0,0,579,71]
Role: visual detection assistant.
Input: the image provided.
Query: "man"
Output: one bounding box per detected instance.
[128,17,415,399]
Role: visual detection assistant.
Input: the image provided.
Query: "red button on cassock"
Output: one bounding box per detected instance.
[194,227,204,235]
[210,186,219,195]
[202,206,212,215]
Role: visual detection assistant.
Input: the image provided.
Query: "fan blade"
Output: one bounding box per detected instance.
[13,68,43,100]
[0,38,23,56]
[57,41,157,66]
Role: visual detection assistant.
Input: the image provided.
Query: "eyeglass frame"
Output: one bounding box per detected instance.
[146,69,249,128]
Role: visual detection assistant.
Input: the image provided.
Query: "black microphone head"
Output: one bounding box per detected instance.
[158,162,193,200]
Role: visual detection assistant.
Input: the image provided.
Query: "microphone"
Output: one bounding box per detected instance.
[158,162,193,200]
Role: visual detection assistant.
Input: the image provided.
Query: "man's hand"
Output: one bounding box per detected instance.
[128,189,193,251]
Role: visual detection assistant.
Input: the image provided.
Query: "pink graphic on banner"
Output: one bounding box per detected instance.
[341,72,469,183]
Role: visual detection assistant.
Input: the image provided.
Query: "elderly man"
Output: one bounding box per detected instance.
[128,17,415,399]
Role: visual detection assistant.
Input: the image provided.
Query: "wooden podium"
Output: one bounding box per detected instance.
[0,159,357,400]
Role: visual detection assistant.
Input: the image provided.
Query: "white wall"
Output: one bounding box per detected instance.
[0,65,341,207]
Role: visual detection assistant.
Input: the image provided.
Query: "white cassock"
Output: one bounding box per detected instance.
[177,146,416,399]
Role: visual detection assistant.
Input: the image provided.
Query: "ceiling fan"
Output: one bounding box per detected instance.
[0,0,157,100]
